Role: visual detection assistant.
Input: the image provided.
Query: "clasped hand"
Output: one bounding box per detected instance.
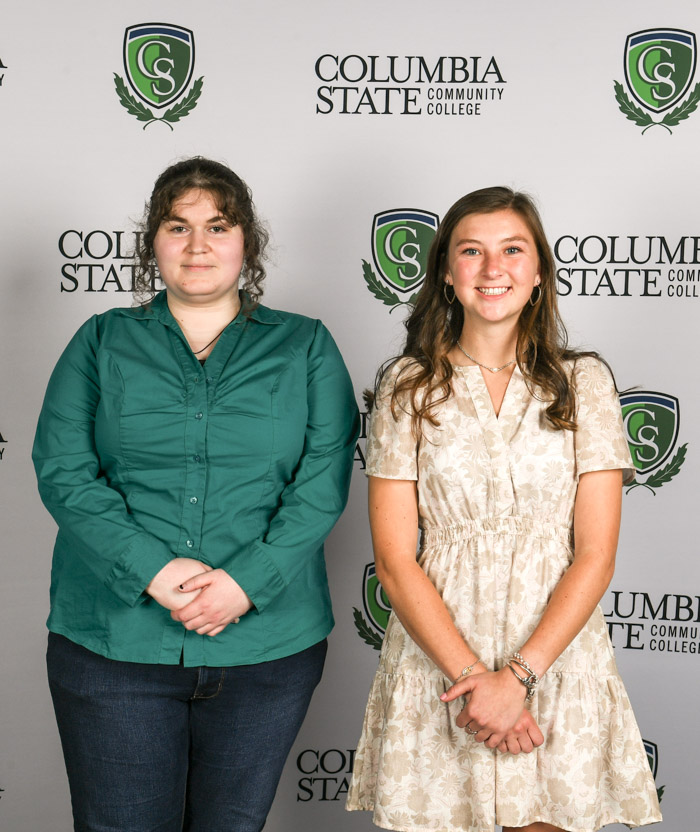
[146,558,253,637]
[441,667,544,755]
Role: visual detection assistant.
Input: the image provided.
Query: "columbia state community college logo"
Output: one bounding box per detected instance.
[114,23,204,129]
[354,563,392,650]
[615,28,699,134]
[362,210,438,310]
[620,391,687,494]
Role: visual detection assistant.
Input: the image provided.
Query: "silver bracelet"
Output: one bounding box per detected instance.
[507,652,539,701]
[454,658,483,683]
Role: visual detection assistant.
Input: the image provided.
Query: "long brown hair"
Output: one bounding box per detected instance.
[134,157,269,309]
[382,186,598,433]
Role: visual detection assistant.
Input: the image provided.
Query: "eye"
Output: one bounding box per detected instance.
[210,220,236,233]
[505,246,522,254]
[169,225,188,234]
[462,247,480,256]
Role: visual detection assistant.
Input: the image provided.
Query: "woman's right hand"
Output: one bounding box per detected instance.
[495,708,544,755]
[146,558,213,611]
[443,666,528,744]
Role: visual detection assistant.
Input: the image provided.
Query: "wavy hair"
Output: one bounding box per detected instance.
[134,157,269,310]
[381,186,601,433]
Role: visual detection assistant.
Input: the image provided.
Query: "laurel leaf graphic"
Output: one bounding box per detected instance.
[657,785,665,803]
[162,77,204,123]
[362,260,402,307]
[113,73,155,122]
[645,443,687,489]
[353,607,384,650]
[661,82,700,126]
[614,80,654,126]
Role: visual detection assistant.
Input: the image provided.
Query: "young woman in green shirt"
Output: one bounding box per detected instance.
[34,157,359,831]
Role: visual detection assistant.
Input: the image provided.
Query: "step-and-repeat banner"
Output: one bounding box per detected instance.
[1,1,697,829]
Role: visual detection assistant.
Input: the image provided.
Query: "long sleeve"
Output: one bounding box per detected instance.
[220,321,360,612]
[32,316,174,607]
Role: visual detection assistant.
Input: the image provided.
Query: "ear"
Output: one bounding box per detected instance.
[534,275,541,286]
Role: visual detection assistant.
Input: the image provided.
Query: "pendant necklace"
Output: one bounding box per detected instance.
[455,340,516,374]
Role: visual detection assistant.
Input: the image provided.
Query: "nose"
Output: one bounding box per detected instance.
[482,251,502,278]
[187,228,210,253]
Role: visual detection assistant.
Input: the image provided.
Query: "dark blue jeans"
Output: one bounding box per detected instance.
[47,633,327,832]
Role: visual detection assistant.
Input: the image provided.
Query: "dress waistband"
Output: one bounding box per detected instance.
[421,516,572,545]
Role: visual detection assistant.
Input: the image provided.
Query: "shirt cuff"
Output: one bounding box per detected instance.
[106,538,174,607]
[224,541,287,613]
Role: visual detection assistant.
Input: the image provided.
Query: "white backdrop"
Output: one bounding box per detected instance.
[1,1,698,829]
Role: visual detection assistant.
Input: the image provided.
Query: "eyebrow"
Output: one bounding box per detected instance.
[453,235,531,246]
[164,214,229,224]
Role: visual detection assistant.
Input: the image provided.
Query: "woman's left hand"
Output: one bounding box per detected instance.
[440,666,528,748]
[170,568,254,636]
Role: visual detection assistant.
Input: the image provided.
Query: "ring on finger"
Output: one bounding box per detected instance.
[466,722,479,735]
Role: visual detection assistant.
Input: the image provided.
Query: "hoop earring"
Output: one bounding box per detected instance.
[444,283,456,305]
[529,284,542,307]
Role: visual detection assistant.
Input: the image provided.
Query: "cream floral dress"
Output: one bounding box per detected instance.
[347,357,661,832]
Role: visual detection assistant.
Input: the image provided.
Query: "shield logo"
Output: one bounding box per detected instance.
[643,740,659,778]
[625,29,697,112]
[362,563,392,634]
[123,23,195,109]
[372,210,439,295]
[620,392,679,475]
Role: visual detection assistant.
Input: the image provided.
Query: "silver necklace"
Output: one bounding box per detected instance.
[455,340,516,373]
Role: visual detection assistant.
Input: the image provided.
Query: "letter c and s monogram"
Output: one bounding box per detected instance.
[637,45,676,102]
[624,408,660,463]
[137,40,176,96]
[384,225,421,280]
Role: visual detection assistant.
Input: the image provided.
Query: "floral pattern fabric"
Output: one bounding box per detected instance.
[347,357,661,832]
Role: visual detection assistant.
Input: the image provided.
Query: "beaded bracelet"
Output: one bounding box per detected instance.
[454,658,483,683]
[507,652,539,700]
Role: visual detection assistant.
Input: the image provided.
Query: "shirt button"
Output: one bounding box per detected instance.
[193,454,201,463]
[186,539,194,548]
[195,412,203,420]
[206,377,214,384]
[189,497,198,504]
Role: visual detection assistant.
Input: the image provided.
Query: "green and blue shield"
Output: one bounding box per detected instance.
[644,740,658,778]
[123,23,195,109]
[620,392,679,475]
[624,29,697,112]
[372,210,439,295]
[362,563,392,634]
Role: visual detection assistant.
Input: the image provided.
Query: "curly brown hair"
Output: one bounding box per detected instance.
[381,186,602,433]
[134,157,269,310]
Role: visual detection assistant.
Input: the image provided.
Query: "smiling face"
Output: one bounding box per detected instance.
[153,188,245,308]
[445,209,540,333]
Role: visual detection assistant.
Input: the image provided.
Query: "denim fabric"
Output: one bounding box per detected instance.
[47,633,327,831]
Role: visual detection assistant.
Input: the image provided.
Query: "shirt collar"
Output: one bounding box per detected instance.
[121,290,284,326]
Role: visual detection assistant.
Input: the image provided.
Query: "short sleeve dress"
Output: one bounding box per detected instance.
[346,357,661,832]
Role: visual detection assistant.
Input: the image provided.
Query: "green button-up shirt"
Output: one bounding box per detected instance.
[33,291,359,666]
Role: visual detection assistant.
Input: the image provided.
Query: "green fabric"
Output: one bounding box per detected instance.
[33,291,359,667]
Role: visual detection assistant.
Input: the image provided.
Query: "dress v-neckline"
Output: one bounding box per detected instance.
[455,363,519,423]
